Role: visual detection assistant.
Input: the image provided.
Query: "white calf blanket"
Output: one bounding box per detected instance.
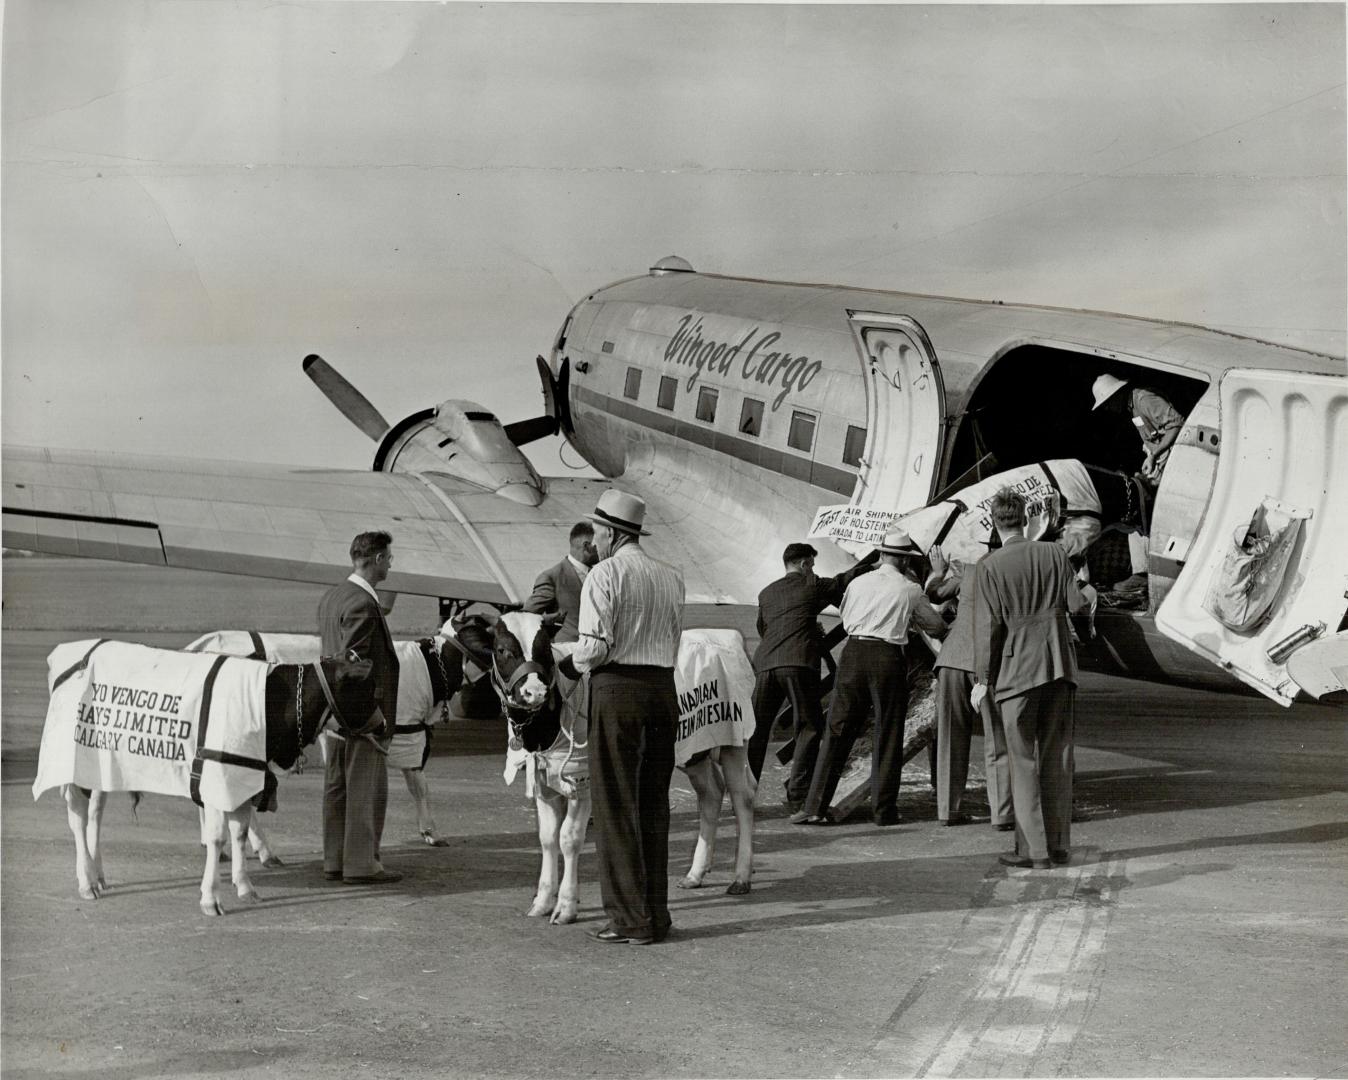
[674,629,757,767]
[184,632,439,770]
[34,639,269,812]
[892,458,1103,564]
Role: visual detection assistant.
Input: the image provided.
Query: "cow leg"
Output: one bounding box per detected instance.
[526,790,565,918]
[228,809,260,905]
[247,809,284,868]
[63,786,102,900]
[677,756,725,889]
[199,806,227,916]
[720,746,756,895]
[550,788,590,925]
[87,789,110,892]
[404,769,447,845]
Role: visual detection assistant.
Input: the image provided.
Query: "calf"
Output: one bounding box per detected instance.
[36,640,375,915]
[185,629,488,846]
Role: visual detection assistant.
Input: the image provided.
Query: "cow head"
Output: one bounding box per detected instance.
[490,611,557,713]
[426,614,496,708]
[319,653,378,737]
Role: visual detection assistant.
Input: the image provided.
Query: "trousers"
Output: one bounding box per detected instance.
[934,666,1012,824]
[803,639,907,818]
[589,665,678,938]
[746,665,824,802]
[322,731,388,879]
[1000,679,1075,860]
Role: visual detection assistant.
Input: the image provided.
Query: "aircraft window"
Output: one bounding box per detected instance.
[695,387,718,423]
[843,424,867,467]
[657,375,678,411]
[739,398,764,437]
[624,367,642,400]
[788,410,816,453]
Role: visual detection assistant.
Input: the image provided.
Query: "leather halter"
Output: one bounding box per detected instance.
[313,659,383,737]
[492,659,553,714]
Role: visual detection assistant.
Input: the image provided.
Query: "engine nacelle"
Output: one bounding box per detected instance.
[373,401,545,506]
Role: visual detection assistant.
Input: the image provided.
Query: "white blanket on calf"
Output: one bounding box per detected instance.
[186,632,437,769]
[34,640,269,812]
[893,458,1102,565]
[674,630,757,768]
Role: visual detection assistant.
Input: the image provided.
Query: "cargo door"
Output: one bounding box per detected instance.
[847,314,946,520]
[1155,369,1348,706]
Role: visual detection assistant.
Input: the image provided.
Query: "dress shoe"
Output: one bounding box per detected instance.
[939,812,973,827]
[589,925,654,945]
[873,809,901,827]
[994,821,1015,832]
[1050,849,1071,865]
[789,810,834,826]
[341,869,403,885]
[998,852,1052,870]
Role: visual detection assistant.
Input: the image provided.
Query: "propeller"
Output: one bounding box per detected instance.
[303,354,390,442]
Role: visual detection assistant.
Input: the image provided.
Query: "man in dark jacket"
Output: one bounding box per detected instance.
[972,490,1089,869]
[747,542,876,810]
[317,531,402,885]
[521,521,598,644]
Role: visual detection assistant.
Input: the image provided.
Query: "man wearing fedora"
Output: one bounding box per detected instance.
[971,488,1089,869]
[560,489,685,945]
[793,529,947,827]
[747,541,879,811]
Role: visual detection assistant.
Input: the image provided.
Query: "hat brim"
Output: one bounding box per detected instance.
[878,542,923,556]
[584,511,650,536]
[1092,383,1126,410]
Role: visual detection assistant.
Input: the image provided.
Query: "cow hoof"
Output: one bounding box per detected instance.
[200,901,224,917]
[525,901,556,918]
[726,880,752,896]
[550,905,578,925]
[675,875,705,890]
[260,855,285,868]
[420,831,450,847]
[78,884,100,901]
[237,890,261,904]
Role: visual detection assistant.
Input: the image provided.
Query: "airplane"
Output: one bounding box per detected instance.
[4,255,1346,709]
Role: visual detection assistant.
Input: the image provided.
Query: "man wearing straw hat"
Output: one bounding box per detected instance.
[559,489,685,945]
[792,528,947,827]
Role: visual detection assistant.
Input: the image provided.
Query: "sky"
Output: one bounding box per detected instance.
[3,1,1344,475]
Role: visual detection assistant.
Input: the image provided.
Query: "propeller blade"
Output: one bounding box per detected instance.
[302,354,390,442]
[503,415,559,446]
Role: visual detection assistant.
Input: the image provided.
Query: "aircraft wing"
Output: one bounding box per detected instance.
[1,446,739,604]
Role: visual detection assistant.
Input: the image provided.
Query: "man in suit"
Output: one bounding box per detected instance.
[522,521,598,643]
[925,544,1012,831]
[794,530,947,827]
[747,542,877,811]
[318,530,402,885]
[972,489,1089,869]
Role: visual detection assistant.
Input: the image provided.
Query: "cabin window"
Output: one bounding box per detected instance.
[695,386,718,423]
[657,376,677,411]
[788,410,816,453]
[623,367,642,401]
[739,398,764,437]
[843,424,867,467]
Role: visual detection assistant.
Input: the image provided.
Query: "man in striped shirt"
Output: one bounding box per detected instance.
[560,489,685,945]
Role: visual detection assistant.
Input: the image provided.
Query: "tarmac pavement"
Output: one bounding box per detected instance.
[2,559,1345,1078]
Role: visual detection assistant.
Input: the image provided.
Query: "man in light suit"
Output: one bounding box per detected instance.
[972,490,1089,869]
[318,530,402,885]
[522,521,598,643]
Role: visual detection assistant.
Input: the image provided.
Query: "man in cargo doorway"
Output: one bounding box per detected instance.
[1091,374,1185,596]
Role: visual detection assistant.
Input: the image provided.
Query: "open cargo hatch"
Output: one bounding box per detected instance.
[1155,369,1348,706]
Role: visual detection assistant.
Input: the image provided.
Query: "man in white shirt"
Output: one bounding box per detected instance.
[559,490,685,945]
[792,529,947,827]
